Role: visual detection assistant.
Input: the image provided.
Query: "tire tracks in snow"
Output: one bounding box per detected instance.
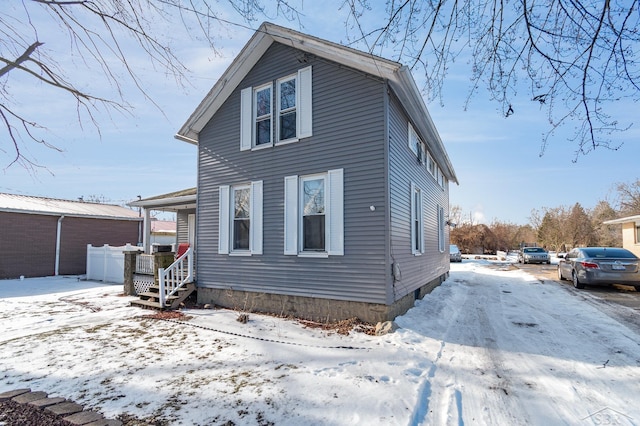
[409,274,532,426]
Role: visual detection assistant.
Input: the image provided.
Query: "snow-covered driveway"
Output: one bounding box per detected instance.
[0,261,638,425]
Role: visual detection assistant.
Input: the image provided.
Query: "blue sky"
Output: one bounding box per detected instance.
[1,2,638,225]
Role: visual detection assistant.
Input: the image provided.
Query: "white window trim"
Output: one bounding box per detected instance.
[284,169,343,257]
[408,123,419,157]
[411,183,424,255]
[276,74,299,145]
[438,204,445,253]
[253,83,273,148]
[240,66,312,151]
[218,181,263,256]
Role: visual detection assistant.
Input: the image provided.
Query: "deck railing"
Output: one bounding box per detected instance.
[135,254,154,275]
[158,247,193,307]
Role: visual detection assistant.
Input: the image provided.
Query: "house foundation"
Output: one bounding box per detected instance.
[197,272,448,324]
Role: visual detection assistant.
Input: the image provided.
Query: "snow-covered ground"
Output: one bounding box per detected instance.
[1,260,639,425]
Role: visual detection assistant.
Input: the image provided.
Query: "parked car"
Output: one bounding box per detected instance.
[557,247,640,291]
[449,245,462,262]
[518,247,550,264]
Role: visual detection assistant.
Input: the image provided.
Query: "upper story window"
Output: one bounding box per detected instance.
[411,183,424,255]
[254,85,272,146]
[218,181,263,256]
[408,123,420,157]
[437,204,445,252]
[284,169,344,257]
[240,66,313,151]
[278,76,297,142]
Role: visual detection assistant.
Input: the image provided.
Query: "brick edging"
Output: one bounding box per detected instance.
[0,388,122,426]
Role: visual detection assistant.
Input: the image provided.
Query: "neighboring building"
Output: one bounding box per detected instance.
[150,220,177,246]
[0,193,141,279]
[171,22,458,323]
[603,215,640,257]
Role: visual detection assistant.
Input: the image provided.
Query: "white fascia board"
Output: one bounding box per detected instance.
[176,28,274,143]
[128,195,197,210]
[603,215,640,225]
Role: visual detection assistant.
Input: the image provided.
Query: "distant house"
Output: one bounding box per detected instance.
[603,215,640,257]
[150,220,177,246]
[0,193,141,279]
[143,23,458,323]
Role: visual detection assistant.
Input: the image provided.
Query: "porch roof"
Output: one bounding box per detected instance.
[128,188,196,212]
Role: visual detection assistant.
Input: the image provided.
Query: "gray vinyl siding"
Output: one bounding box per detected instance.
[196,43,389,304]
[176,210,195,244]
[388,90,450,301]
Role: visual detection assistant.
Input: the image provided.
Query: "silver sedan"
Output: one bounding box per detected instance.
[557,247,640,291]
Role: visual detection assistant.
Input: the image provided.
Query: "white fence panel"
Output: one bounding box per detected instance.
[86,244,141,284]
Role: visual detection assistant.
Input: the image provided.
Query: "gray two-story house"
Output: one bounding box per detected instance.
[176,22,458,323]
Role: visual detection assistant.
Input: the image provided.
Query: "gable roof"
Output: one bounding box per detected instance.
[176,22,458,184]
[0,193,141,220]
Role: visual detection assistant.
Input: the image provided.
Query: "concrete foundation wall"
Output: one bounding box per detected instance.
[197,272,447,324]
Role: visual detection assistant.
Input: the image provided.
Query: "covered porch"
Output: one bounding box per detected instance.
[128,188,197,254]
[127,188,197,310]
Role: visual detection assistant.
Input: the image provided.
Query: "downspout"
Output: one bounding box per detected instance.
[55,215,65,276]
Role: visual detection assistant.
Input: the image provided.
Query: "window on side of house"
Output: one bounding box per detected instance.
[411,183,424,255]
[218,181,263,255]
[636,223,640,244]
[437,204,445,253]
[284,169,344,257]
[408,123,419,157]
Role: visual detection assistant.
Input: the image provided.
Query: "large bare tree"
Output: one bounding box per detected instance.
[2,1,639,169]
[0,0,299,170]
[342,0,640,160]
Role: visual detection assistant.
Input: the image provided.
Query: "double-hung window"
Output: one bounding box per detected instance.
[240,66,312,151]
[411,183,424,255]
[284,169,344,257]
[254,85,272,147]
[218,181,263,255]
[278,76,297,142]
[437,204,445,252]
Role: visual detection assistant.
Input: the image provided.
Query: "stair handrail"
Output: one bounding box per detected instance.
[158,247,193,307]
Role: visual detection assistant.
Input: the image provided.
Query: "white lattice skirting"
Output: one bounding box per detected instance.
[133,274,154,295]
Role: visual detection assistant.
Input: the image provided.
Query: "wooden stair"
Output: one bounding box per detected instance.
[130,282,196,310]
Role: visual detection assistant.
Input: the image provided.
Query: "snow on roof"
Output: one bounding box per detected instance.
[0,193,141,220]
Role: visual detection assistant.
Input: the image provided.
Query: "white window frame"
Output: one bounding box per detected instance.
[253,83,273,148]
[218,181,263,256]
[408,123,419,157]
[438,204,445,253]
[240,66,312,151]
[284,169,343,257]
[276,74,298,144]
[411,183,424,255]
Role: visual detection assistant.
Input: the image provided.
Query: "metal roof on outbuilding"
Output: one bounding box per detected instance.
[0,193,142,220]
